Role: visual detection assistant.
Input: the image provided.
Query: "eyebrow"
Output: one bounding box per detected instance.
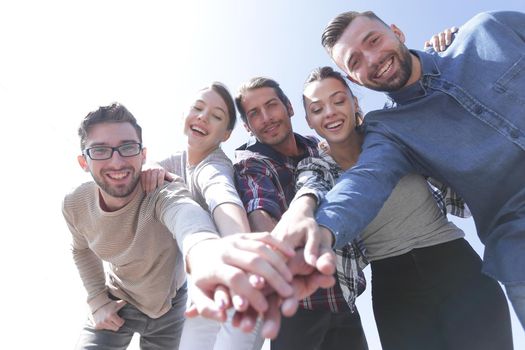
[307,90,346,107]
[264,97,279,106]
[87,140,139,147]
[331,90,347,98]
[247,97,278,115]
[196,98,227,116]
[213,106,227,116]
[346,30,377,69]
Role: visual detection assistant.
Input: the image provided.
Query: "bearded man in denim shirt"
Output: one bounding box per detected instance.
[273,10,525,330]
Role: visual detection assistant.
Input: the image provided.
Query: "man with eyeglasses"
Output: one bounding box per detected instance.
[63,102,298,349]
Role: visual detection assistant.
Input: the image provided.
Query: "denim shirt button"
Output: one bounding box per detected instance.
[510,129,520,139]
[474,105,483,115]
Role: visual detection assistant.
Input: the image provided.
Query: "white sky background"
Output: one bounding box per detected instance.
[1,0,524,348]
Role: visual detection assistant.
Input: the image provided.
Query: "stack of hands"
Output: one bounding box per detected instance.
[184,210,336,339]
[142,166,337,339]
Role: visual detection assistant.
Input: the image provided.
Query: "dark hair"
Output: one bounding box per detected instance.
[303,66,363,127]
[303,66,354,108]
[235,77,291,124]
[78,102,142,150]
[322,11,388,52]
[205,82,237,130]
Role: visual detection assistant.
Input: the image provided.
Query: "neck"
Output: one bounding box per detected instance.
[329,131,364,170]
[405,52,422,87]
[270,133,302,157]
[186,145,215,166]
[98,184,140,212]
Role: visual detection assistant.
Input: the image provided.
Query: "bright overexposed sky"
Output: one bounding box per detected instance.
[1,1,524,349]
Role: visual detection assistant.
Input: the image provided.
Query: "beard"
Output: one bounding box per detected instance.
[92,168,140,199]
[367,41,413,92]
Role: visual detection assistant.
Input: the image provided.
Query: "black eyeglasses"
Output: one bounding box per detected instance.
[83,142,143,160]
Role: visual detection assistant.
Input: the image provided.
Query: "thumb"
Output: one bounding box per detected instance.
[165,171,175,182]
[114,299,127,311]
[303,229,320,267]
[185,305,199,318]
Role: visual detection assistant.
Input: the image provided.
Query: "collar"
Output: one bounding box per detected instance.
[236,133,318,163]
[385,50,441,104]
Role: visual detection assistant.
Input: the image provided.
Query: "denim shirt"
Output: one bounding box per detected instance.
[316,10,525,283]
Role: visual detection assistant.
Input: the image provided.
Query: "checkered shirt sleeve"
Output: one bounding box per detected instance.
[295,153,368,311]
[426,177,471,218]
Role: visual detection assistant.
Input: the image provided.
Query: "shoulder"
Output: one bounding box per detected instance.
[201,148,233,167]
[296,133,320,149]
[159,151,184,176]
[63,181,96,205]
[62,182,97,222]
[469,10,524,26]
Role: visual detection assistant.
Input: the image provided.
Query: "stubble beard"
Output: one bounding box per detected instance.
[368,42,413,92]
[92,169,140,199]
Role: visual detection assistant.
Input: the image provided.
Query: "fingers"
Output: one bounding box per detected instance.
[315,248,336,276]
[140,169,162,193]
[232,307,258,331]
[261,293,282,339]
[109,313,125,328]
[156,168,165,188]
[445,26,459,46]
[232,294,249,312]
[185,285,228,322]
[114,299,127,311]
[244,232,295,258]
[239,307,259,332]
[228,237,293,282]
[165,171,176,182]
[215,266,270,314]
[425,26,458,52]
[220,239,294,300]
[303,226,321,267]
[93,300,127,331]
[280,296,299,317]
[213,285,230,310]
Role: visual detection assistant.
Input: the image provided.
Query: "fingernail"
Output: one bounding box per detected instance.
[232,295,245,310]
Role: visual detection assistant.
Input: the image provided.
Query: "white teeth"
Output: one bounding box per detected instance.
[377,57,393,78]
[107,172,128,180]
[326,121,343,129]
[191,125,208,135]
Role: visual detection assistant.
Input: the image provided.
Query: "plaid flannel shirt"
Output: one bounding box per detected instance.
[294,151,471,310]
[234,133,361,312]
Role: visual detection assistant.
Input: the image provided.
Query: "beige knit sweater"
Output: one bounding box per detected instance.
[62,178,218,318]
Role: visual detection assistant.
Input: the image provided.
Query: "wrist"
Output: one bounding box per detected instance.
[319,226,335,248]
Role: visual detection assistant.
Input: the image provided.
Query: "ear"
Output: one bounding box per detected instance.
[141,147,147,165]
[77,154,90,172]
[390,24,406,43]
[243,122,253,135]
[222,129,233,142]
[286,102,294,118]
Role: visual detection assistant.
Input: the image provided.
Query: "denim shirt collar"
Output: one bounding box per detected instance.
[385,50,441,105]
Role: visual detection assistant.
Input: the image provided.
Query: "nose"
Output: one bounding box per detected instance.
[363,50,381,70]
[107,149,128,166]
[324,103,337,118]
[196,110,210,123]
[260,108,273,123]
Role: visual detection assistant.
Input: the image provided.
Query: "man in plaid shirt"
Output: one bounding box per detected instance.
[233,76,368,350]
